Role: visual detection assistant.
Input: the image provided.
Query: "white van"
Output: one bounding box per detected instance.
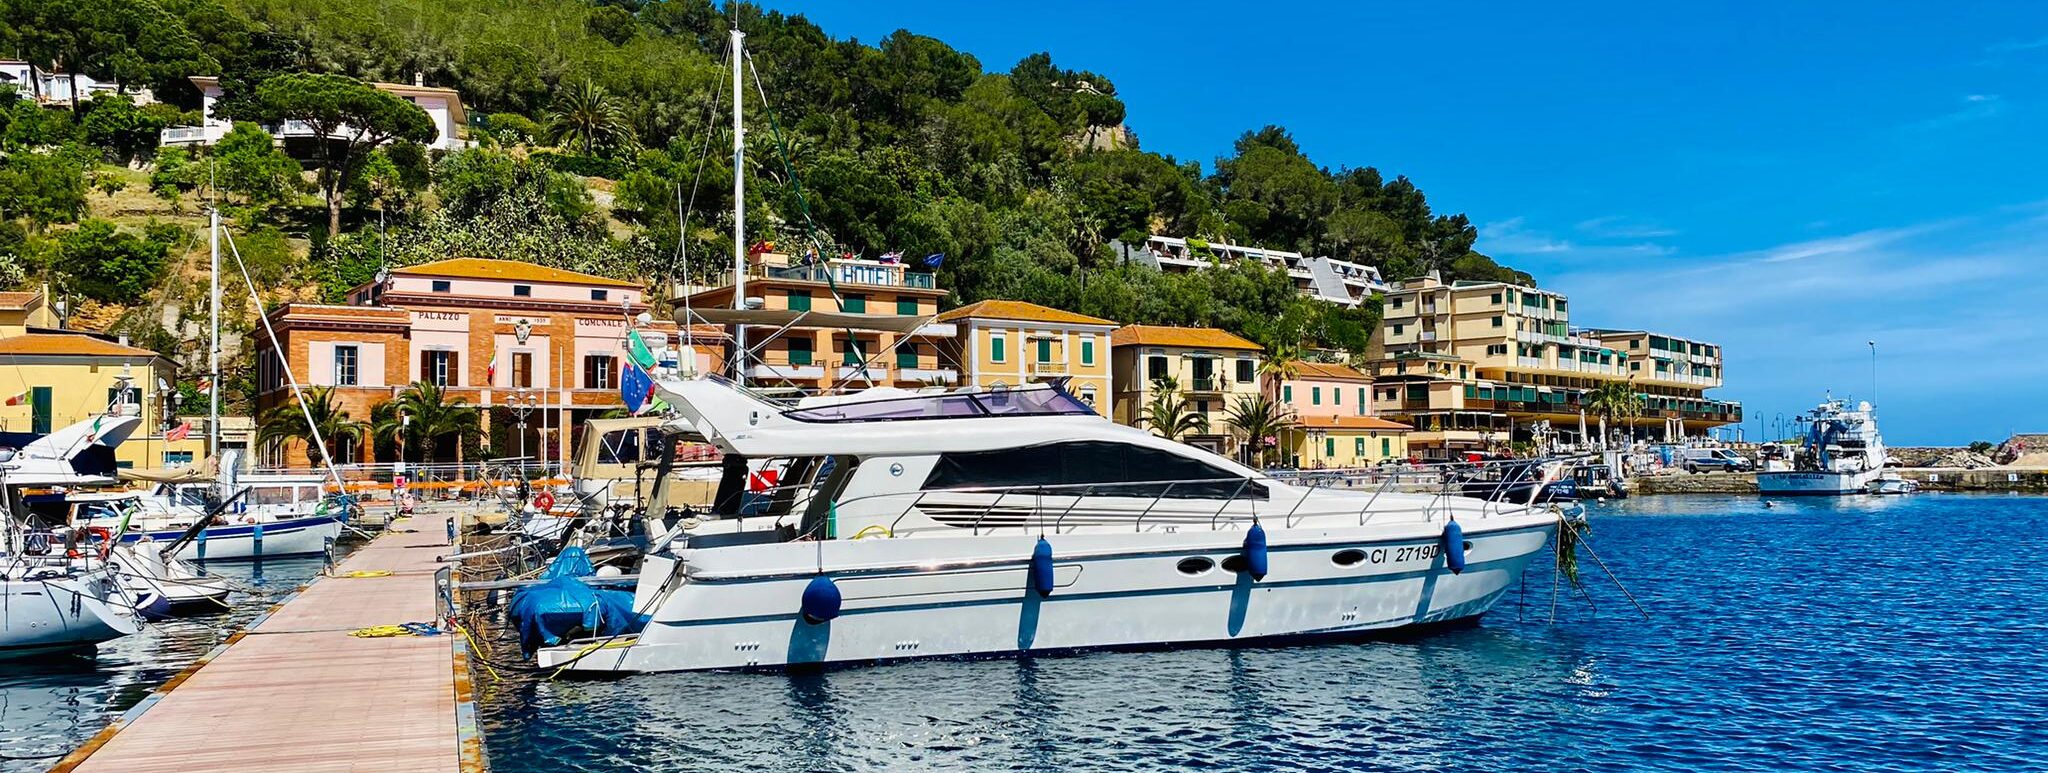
[1679,447,1753,473]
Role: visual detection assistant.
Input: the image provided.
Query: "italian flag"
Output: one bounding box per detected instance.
[487,352,498,383]
[196,378,212,395]
[3,390,25,406]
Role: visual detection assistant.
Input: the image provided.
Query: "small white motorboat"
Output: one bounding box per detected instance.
[1866,472,1920,496]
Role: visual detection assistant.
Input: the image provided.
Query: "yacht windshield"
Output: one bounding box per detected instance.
[784,388,1094,423]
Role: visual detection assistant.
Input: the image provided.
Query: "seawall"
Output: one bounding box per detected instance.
[1630,468,2048,495]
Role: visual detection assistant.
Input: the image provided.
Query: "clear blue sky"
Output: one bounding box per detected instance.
[761,2,2048,445]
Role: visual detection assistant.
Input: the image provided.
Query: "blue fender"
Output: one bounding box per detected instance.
[801,575,842,624]
[1442,520,1466,574]
[1029,537,1055,597]
[1242,522,1269,581]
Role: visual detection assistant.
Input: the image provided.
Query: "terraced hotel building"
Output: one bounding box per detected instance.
[1367,273,1740,459]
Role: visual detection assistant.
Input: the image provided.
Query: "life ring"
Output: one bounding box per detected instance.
[534,491,555,512]
[67,526,114,561]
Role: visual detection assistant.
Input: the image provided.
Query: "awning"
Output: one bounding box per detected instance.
[676,307,947,336]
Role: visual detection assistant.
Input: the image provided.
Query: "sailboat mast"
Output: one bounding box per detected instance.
[208,206,221,458]
[731,28,748,381]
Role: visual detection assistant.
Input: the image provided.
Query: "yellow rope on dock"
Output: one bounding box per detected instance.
[349,625,415,638]
[336,570,393,578]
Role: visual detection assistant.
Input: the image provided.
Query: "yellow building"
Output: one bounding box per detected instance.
[1110,325,1263,456]
[684,252,954,392]
[0,289,59,336]
[1289,415,1412,469]
[934,300,1118,416]
[1369,273,1740,458]
[0,331,206,468]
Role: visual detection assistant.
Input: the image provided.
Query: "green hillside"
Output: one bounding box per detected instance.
[0,0,1531,409]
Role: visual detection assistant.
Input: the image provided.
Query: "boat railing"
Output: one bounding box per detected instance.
[830,457,1562,539]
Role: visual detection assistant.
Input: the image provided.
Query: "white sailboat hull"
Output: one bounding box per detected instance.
[540,514,1555,673]
[1758,469,1881,496]
[0,571,144,659]
[123,515,345,561]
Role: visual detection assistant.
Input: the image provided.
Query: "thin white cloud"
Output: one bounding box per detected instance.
[1575,215,1678,239]
[1478,217,1571,254]
[1904,94,2005,132]
[1986,36,2048,54]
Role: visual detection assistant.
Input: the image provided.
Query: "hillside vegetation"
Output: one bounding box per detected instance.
[0,0,1531,410]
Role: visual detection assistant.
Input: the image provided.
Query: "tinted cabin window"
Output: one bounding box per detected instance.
[922,441,1267,500]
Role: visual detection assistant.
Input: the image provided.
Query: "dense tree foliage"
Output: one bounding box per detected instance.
[0,0,1533,358]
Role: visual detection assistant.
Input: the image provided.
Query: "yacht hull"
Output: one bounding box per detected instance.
[1758,470,1880,496]
[540,515,1556,673]
[121,514,345,561]
[0,573,144,659]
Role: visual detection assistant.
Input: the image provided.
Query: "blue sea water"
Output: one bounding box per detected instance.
[0,555,332,771]
[480,493,2048,772]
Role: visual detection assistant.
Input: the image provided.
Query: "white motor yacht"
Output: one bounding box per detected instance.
[1759,398,1892,496]
[535,373,1560,673]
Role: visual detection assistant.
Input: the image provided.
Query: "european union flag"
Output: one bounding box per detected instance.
[620,361,654,414]
[923,253,945,268]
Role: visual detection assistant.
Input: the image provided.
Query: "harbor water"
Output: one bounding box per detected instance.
[0,555,334,770]
[480,493,2048,772]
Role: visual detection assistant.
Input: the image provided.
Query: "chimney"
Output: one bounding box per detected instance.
[118,334,129,347]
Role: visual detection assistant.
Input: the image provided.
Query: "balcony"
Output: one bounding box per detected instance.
[1420,303,1438,314]
[1029,361,1069,377]
[753,260,937,290]
[1186,377,1225,394]
[900,367,958,384]
[159,125,217,145]
[748,363,826,380]
[1418,330,1439,342]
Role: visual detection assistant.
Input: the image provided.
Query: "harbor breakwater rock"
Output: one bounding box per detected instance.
[1630,468,2048,495]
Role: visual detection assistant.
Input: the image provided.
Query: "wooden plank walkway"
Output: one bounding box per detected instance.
[55,514,477,773]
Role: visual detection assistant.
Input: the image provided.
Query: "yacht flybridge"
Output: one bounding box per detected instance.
[534,370,1562,673]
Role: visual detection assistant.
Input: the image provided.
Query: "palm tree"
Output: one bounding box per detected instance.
[1139,375,1209,442]
[1257,339,1302,402]
[1224,394,1295,467]
[371,381,484,469]
[545,80,633,156]
[1584,378,1645,449]
[257,386,367,466]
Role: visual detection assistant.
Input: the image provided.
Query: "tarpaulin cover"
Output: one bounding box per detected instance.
[507,575,645,653]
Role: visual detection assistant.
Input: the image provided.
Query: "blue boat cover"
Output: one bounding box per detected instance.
[507,575,645,654]
[542,546,595,579]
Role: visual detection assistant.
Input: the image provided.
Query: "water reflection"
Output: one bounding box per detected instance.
[483,494,2048,773]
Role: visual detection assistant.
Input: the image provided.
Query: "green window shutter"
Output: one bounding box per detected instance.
[788,290,810,311]
[896,344,919,369]
[1381,438,1391,456]
[1283,385,1293,402]
[1354,437,1365,455]
[1036,337,1052,363]
[1326,438,1336,456]
[896,298,918,315]
[1312,387,1321,405]
[1357,388,1367,414]
[1081,338,1094,365]
[30,386,51,434]
[843,295,866,313]
[991,336,1006,362]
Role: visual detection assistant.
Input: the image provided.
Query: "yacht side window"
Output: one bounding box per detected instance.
[922,441,1267,500]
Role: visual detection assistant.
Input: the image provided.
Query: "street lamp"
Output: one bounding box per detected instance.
[509,387,541,477]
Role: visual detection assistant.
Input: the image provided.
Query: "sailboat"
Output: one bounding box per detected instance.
[0,414,148,656]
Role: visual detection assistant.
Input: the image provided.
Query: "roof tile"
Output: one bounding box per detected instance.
[0,333,159,357]
[936,300,1116,326]
[1110,324,1261,351]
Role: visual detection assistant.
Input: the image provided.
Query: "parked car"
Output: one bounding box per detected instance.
[1679,447,1753,473]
